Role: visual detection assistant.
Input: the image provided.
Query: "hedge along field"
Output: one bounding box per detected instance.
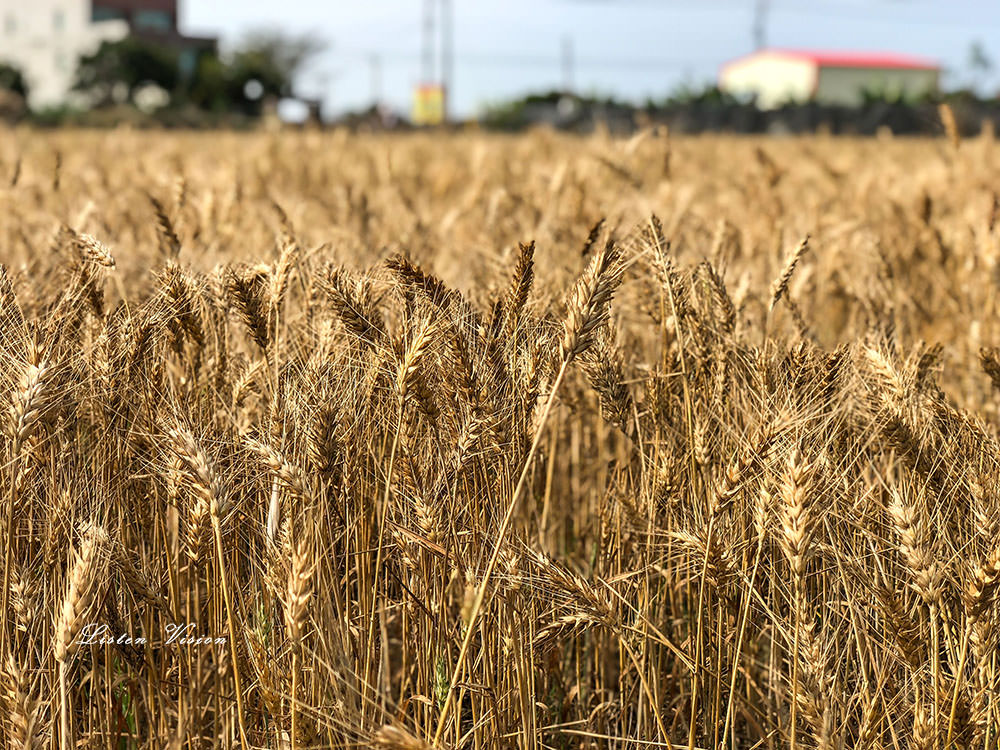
[2,125,1000,749]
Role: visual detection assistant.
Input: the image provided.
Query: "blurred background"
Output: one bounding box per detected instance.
[0,0,998,133]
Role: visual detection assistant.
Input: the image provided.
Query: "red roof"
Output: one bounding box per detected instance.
[724,48,940,72]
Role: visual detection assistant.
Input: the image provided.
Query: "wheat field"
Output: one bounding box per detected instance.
[2,126,1000,749]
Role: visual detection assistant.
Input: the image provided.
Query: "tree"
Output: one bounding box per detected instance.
[968,41,993,92]
[221,31,325,114]
[179,31,325,116]
[232,30,325,95]
[73,39,179,107]
[0,62,28,100]
[184,53,230,112]
[69,30,327,118]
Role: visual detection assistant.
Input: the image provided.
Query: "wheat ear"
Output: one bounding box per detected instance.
[770,235,810,311]
[778,448,814,750]
[54,522,109,750]
[947,542,1000,745]
[283,526,314,750]
[3,652,41,750]
[166,427,249,750]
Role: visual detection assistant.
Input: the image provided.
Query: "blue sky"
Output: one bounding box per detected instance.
[182,0,1000,117]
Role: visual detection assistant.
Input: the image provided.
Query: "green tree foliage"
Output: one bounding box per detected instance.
[73,38,179,106]
[232,31,325,95]
[221,31,325,115]
[0,62,28,99]
[70,31,325,117]
[184,53,229,112]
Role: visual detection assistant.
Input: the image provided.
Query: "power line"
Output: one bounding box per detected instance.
[559,0,995,30]
[421,0,435,83]
[369,54,382,105]
[441,0,453,119]
[336,48,720,71]
[562,36,575,91]
[770,4,998,29]
[753,0,769,50]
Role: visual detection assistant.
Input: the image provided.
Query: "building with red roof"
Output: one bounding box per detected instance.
[719,49,941,108]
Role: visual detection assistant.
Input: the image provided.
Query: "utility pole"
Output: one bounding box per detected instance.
[369,54,382,108]
[753,0,769,50]
[561,35,575,94]
[317,71,330,121]
[422,0,436,84]
[440,0,452,122]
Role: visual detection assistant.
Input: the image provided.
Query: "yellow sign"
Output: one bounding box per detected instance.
[413,84,444,125]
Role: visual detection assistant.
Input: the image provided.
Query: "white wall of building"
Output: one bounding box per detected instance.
[719,52,816,109]
[720,51,941,109]
[0,0,127,108]
[815,67,939,106]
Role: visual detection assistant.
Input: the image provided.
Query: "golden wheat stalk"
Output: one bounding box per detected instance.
[54,522,109,750]
[432,237,623,746]
[770,235,810,311]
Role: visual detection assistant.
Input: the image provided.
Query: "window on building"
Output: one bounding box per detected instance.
[4,14,15,35]
[178,49,198,78]
[53,8,65,32]
[55,50,68,72]
[92,8,126,23]
[134,10,172,32]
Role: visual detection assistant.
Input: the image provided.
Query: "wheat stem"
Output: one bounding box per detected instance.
[432,357,570,747]
[211,511,249,750]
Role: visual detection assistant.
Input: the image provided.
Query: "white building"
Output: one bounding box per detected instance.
[0,0,128,108]
[719,49,940,109]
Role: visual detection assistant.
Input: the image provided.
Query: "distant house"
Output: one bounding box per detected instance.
[719,49,940,109]
[0,0,216,109]
[0,0,126,108]
[91,1,216,78]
